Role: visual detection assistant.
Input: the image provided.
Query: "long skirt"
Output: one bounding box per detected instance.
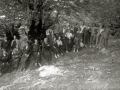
[65,38,72,51]
[61,38,66,52]
[98,35,104,48]
[74,42,79,49]
[84,32,91,46]
[19,55,28,69]
[43,50,52,64]
[12,58,19,69]
[29,52,39,68]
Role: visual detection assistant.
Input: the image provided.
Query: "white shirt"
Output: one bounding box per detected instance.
[65,32,73,39]
[80,25,86,33]
[100,28,104,33]
[56,40,63,46]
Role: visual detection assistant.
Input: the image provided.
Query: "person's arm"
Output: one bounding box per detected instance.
[11,40,13,47]
[38,45,41,55]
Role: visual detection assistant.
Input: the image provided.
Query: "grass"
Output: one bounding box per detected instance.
[0,37,120,90]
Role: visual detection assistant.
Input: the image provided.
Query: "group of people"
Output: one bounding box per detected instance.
[0,22,110,76]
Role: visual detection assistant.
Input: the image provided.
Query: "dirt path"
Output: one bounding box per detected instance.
[0,38,120,90]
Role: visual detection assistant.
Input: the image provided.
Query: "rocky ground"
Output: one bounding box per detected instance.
[0,37,120,90]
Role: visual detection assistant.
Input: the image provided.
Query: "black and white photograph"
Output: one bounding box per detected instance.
[0,0,119,90]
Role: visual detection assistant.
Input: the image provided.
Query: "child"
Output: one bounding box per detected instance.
[73,37,79,52]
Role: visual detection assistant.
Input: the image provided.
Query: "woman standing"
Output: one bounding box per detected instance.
[30,39,41,68]
[12,45,22,72]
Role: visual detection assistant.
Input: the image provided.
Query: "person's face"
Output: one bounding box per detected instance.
[35,39,38,44]
[58,37,61,40]
[14,36,16,40]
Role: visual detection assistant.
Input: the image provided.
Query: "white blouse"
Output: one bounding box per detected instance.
[56,40,63,46]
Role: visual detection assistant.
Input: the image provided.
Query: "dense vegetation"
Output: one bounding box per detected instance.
[0,0,120,39]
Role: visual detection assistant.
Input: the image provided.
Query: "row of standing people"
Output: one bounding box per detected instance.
[0,36,42,76]
[46,23,110,54]
[0,23,110,76]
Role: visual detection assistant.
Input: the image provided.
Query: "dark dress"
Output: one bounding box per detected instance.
[84,29,91,46]
[74,27,78,37]
[76,32,82,46]
[47,34,54,47]
[0,53,11,74]
[43,43,52,64]
[74,38,79,49]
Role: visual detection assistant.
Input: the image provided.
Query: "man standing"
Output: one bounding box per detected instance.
[31,39,41,68]
[103,24,110,49]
